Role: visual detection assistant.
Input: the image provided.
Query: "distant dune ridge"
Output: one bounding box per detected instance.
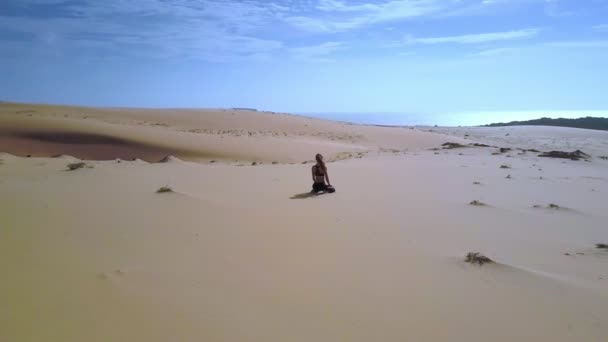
[1,102,608,342]
[484,116,608,131]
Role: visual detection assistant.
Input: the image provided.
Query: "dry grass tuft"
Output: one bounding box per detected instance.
[156,186,173,193]
[469,200,486,206]
[441,142,468,149]
[67,162,87,171]
[539,150,590,161]
[533,203,562,210]
[465,252,494,265]
[596,243,608,249]
[500,164,511,169]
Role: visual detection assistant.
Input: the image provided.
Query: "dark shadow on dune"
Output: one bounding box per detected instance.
[0,129,202,162]
[290,191,318,199]
[19,132,129,145]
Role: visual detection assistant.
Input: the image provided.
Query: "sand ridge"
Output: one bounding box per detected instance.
[0,102,452,163]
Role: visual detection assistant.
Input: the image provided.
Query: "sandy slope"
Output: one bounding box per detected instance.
[1,103,608,342]
[0,102,444,163]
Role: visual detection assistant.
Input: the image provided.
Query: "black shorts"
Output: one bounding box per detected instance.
[312,183,335,193]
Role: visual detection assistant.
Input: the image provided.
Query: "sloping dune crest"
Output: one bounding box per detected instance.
[0,102,453,162]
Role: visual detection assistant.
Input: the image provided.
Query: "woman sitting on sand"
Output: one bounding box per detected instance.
[312,153,335,193]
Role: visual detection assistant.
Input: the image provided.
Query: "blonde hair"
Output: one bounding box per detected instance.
[315,153,326,171]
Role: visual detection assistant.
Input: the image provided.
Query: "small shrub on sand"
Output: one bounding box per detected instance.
[251,161,257,166]
[272,161,279,165]
[599,156,608,160]
[156,186,173,193]
[469,200,486,206]
[596,243,608,249]
[67,162,87,171]
[500,164,511,169]
[473,181,481,185]
[441,142,468,149]
[465,252,494,265]
[534,203,562,210]
[539,150,590,161]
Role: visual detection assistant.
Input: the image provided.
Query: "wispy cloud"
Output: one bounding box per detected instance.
[0,0,289,62]
[316,0,379,12]
[544,40,608,48]
[284,0,553,33]
[406,29,540,45]
[289,41,344,62]
[475,47,519,57]
[285,0,444,33]
[1,0,605,65]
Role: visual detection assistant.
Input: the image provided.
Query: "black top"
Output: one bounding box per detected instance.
[313,164,325,177]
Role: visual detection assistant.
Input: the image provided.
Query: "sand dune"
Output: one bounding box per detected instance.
[0,102,448,163]
[1,103,608,341]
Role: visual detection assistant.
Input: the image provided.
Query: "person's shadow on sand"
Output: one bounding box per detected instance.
[290,191,322,199]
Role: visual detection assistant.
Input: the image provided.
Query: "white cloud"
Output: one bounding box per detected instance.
[406,29,540,44]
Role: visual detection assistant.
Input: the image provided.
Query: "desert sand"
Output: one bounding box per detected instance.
[1,102,608,342]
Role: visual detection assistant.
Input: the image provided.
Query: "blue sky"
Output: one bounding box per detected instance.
[1,0,608,124]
